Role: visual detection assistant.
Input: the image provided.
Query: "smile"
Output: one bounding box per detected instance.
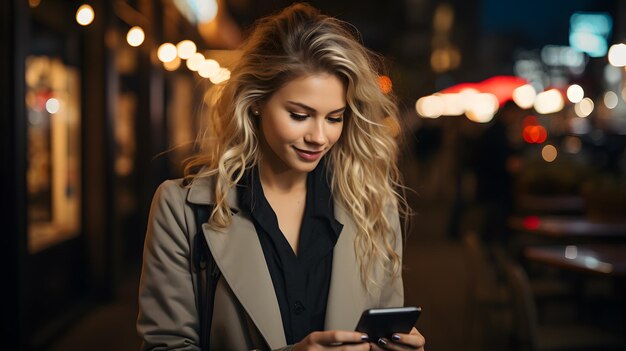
[293,147,323,161]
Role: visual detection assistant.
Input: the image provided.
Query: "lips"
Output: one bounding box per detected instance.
[293,146,323,161]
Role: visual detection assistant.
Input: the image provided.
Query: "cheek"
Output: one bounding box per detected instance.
[328,125,344,146]
[263,119,300,142]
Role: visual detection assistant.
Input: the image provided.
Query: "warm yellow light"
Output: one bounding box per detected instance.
[28,0,41,8]
[608,43,626,67]
[186,52,205,71]
[157,43,177,63]
[512,84,536,109]
[126,26,145,47]
[604,91,618,109]
[46,98,60,114]
[574,98,594,117]
[541,144,557,162]
[416,95,444,118]
[465,93,498,123]
[534,89,564,114]
[566,84,584,103]
[177,40,197,59]
[164,56,182,71]
[440,94,465,116]
[210,68,231,84]
[198,59,220,78]
[76,4,95,26]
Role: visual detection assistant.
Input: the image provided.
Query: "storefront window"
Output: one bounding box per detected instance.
[25,56,81,253]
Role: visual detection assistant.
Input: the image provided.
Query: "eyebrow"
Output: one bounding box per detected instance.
[286,101,346,114]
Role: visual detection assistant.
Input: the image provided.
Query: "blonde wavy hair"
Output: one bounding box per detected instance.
[184,3,409,288]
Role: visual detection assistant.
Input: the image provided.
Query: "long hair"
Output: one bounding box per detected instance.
[184,3,409,288]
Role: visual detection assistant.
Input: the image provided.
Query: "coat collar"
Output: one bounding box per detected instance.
[186,174,368,348]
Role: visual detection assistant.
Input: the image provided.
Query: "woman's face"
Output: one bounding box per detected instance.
[257,73,346,175]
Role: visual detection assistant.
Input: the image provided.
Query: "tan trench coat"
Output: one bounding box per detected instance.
[137,176,404,350]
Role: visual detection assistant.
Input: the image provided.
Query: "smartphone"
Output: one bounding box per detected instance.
[355,306,421,341]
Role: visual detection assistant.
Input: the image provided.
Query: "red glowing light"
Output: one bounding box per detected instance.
[523,216,541,230]
[521,116,547,144]
[439,75,527,106]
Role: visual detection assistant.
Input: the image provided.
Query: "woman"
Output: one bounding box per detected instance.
[137,3,425,351]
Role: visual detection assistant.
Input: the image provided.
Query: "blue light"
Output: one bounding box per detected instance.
[569,12,612,58]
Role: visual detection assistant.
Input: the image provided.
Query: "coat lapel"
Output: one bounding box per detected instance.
[187,176,286,349]
[324,201,370,330]
[187,175,369,345]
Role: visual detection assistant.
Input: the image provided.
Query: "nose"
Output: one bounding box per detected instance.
[304,120,327,146]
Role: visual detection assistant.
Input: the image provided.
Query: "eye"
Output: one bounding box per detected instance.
[327,116,344,123]
[289,112,308,121]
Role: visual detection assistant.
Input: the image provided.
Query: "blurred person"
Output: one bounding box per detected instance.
[137,3,425,351]
[472,100,523,244]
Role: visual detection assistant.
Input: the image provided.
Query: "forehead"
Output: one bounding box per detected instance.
[270,73,347,109]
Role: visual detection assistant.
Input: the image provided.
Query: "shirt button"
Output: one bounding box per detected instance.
[293,301,305,315]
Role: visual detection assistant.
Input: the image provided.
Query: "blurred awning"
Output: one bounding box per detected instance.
[440,76,527,106]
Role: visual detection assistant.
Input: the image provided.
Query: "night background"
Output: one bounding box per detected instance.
[2,0,626,350]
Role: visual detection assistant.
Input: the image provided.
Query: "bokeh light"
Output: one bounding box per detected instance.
[608,43,626,67]
[157,43,177,63]
[604,91,618,109]
[465,93,498,123]
[198,59,220,78]
[378,75,393,94]
[566,84,584,103]
[76,4,95,26]
[176,40,197,60]
[416,95,444,118]
[534,89,564,114]
[46,98,60,114]
[209,67,231,84]
[186,52,205,71]
[164,56,182,71]
[126,26,145,47]
[523,125,548,144]
[541,144,558,162]
[197,0,218,23]
[440,94,465,116]
[574,97,594,117]
[512,84,536,109]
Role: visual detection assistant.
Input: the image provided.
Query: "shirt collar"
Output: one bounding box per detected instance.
[237,160,343,238]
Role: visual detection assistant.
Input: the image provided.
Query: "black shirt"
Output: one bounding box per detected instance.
[237,162,343,344]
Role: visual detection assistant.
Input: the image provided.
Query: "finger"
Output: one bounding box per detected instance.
[389,328,426,348]
[375,338,416,351]
[312,330,369,345]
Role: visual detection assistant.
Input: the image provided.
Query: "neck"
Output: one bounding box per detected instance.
[258,160,307,194]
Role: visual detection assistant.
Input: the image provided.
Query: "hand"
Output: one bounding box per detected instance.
[292,330,370,351]
[369,327,425,351]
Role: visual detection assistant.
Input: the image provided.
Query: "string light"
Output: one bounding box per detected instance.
[76,4,95,26]
[126,26,145,47]
[176,40,197,59]
[157,43,177,63]
[186,52,205,71]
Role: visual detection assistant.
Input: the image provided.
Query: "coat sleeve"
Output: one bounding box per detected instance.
[378,201,404,308]
[137,180,201,350]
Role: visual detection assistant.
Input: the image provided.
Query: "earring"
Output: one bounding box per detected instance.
[252,109,260,116]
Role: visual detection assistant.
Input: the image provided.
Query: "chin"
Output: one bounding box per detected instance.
[287,158,321,173]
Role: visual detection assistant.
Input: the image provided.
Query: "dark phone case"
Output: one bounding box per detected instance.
[355,307,421,341]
